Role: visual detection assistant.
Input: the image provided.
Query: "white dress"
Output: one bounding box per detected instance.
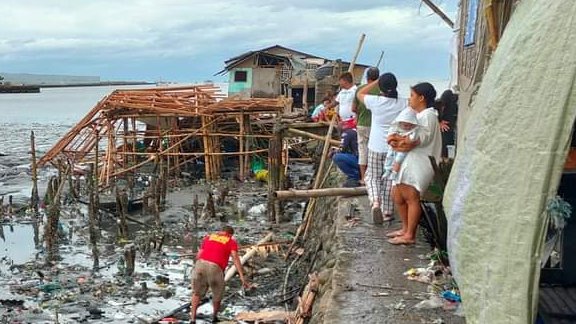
[394,108,442,193]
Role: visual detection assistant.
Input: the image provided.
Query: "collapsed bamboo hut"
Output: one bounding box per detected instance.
[38,85,293,186]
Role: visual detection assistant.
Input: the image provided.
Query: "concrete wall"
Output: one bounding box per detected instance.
[251,67,281,98]
[0,72,100,85]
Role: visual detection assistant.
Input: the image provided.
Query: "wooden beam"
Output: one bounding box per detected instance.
[287,128,340,146]
[421,0,454,29]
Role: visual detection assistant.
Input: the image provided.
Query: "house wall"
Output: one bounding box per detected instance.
[456,0,517,145]
[251,67,281,98]
[228,67,253,98]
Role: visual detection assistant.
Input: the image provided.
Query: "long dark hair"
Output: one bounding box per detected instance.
[411,82,437,107]
[440,90,458,112]
[378,73,398,99]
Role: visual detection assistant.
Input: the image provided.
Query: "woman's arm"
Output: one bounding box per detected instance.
[356,79,379,104]
[417,111,439,147]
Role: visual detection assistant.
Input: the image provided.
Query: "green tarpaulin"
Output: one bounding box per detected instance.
[444,0,576,323]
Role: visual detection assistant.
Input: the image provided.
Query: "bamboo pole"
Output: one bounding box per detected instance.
[420,0,455,28]
[287,116,336,256]
[30,131,39,217]
[348,33,366,73]
[239,112,245,180]
[274,187,367,200]
[202,116,212,181]
[485,0,500,50]
[224,232,274,281]
[375,50,385,68]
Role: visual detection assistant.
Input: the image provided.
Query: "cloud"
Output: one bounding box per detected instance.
[0,0,457,80]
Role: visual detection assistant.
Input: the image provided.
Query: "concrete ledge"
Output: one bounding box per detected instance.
[315,196,465,324]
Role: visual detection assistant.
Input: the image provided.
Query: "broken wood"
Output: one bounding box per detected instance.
[224,232,274,281]
[286,128,340,146]
[294,272,320,324]
[274,187,367,200]
[235,310,292,322]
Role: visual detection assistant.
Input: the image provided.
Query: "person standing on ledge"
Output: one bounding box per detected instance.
[190,225,250,323]
[352,67,380,184]
[326,72,358,123]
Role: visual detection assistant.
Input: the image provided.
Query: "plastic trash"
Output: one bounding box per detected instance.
[414,295,444,309]
[440,290,462,303]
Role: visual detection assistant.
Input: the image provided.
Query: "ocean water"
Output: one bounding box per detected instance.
[0,85,158,202]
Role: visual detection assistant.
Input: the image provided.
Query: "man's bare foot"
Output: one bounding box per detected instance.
[385,230,405,238]
[387,236,415,245]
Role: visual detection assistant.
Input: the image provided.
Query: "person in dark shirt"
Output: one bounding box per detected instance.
[437,90,458,159]
[329,123,360,187]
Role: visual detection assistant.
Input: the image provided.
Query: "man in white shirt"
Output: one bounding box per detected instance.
[331,72,357,121]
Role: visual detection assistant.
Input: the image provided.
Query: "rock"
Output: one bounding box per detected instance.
[318,269,332,285]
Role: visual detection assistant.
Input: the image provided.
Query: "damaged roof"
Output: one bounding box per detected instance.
[216,44,370,76]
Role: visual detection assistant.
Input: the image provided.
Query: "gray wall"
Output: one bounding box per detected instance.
[0,73,100,85]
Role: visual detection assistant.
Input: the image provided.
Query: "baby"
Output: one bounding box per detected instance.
[382,108,419,181]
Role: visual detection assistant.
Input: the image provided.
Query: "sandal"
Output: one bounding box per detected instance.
[383,214,394,222]
[387,236,415,245]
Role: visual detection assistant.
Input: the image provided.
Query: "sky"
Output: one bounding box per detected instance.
[0,0,458,83]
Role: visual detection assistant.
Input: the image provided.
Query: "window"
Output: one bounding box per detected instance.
[234,71,248,82]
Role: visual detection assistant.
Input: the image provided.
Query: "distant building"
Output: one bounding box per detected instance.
[216,45,369,108]
[0,72,100,86]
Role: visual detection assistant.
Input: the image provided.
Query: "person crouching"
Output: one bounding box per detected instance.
[190,225,250,323]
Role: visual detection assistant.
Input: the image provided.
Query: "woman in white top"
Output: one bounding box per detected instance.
[357,73,407,225]
[387,82,442,245]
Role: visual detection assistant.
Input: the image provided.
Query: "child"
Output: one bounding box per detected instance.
[382,108,419,181]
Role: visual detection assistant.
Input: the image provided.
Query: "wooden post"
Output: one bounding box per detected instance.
[243,115,251,179]
[124,243,136,276]
[30,131,40,217]
[88,164,100,270]
[420,0,455,29]
[375,50,385,68]
[94,133,101,227]
[267,126,283,223]
[201,116,212,181]
[239,112,245,180]
[206,191,216,219]
[151,177,161,227]
[348,33,366,73]
[45,175,64,262]
[8,195,13,215]
[116,188,129,241]
[303,78,309,111]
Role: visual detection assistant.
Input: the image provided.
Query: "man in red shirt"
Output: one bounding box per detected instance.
[190,225,249,323]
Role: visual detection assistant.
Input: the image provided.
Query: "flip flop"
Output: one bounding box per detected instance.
[371,206,383,225]
[386,230,404,238]
[387,237,415,245]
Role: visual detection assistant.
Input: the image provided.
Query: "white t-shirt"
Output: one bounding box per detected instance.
[363,95,408,153]
[336,85,357,120]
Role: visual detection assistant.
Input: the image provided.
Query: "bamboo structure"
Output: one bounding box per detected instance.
[38,85,291,186]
